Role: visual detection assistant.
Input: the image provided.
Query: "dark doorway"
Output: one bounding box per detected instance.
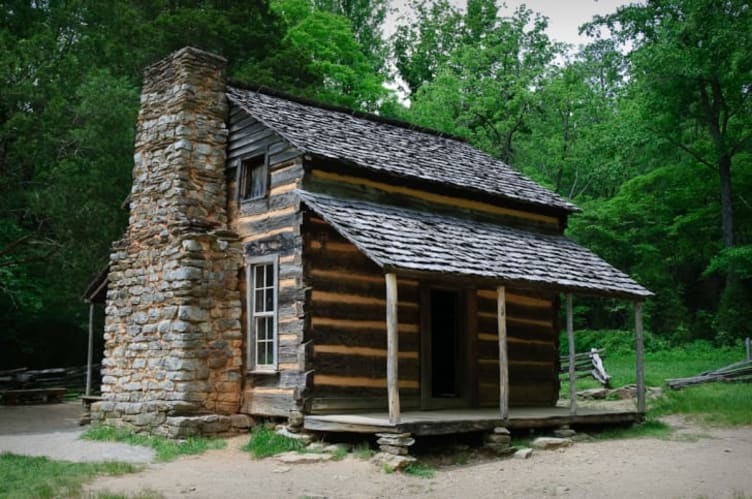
[430,289,461,398]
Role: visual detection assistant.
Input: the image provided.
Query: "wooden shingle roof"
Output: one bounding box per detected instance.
[227,86,577,213]
[297,190,652,299]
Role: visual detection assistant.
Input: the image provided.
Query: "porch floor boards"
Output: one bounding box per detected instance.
[304,405,642,436]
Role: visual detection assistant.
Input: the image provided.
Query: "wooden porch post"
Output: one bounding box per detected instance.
[635,301,646,413]
[86,302,95,397]
[497,286,509,420]
[566,293,576,415]
[385,273,401,424]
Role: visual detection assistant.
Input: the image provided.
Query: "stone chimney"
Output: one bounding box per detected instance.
[93,48,244,436]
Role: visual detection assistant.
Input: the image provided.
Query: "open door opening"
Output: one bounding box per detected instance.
[431,289,460,397]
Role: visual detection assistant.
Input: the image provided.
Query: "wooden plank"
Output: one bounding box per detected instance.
[567,293,576,415]
[310,325,418,351]
[313,352,419,381]
[497,286,509,420]
[311,317,418,333]
[86,303,94,397]
[314,345,418,359]
[466,288,479,407]
[635,301,645,413]
[386,272,400,425]
[477,289,554,308]
[311,300,419,324]
[307,396,421,414]
[477,316,555,343]
[313,374,418,390]
[309,170,559,226]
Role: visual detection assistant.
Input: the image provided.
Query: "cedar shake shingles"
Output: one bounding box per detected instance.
[297,190,652,299]
[227,87,577,213]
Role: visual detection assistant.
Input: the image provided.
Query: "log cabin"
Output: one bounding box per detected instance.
[90,47,652,441]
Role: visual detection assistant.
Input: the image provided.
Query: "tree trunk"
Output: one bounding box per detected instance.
[718,154,734,249]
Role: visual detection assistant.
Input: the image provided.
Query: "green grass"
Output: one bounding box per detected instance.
[82,426,226,462]
[652,383,752,426]
[403,462,435,478]
[0,452,138,499]
[561,335,752,428]
[352,441,375,460]
[590,419,674,440]
[330,445,349,461]
[242,425,305,458]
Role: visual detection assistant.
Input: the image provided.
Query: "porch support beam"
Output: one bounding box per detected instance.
[86,302,94,397]
[385,272,401,425]
[497,286,509,420]
[635,301,646,413]
[566,292,576,415]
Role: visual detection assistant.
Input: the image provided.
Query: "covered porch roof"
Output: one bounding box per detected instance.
[298,189,651,428]
[296,190,652,300]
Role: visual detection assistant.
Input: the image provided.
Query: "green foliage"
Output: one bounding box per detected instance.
[392,0,463,95]
[652,384,752,426]
[242,425,305,458]
[0,452,137,499]
[403,462,435,478]
[82,425,226,462]
[590,419,673,440]
[352,441,375,460]
[560,334,745,388]
[409,4,559,164]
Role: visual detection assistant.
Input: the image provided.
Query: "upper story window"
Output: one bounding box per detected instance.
[247,255,278,371]
[238,154,268,201]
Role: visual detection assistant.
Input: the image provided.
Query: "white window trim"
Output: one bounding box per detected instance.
[246,254,279,372]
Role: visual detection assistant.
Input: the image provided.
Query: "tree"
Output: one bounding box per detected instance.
[408,4,560,164]
[391,0,464,95]
[586,0,752,339]
[517,40,641,199]
[266,0,389,110]
[314,0,389,71]
[588,0,752,250]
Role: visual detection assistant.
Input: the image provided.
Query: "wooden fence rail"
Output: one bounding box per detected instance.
[559,348,612,387]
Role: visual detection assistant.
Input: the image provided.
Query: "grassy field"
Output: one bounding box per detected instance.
[560,334,752,426]
[0,453,138,499]
[82,426,226,462]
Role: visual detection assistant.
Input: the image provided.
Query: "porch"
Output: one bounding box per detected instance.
[304,404,643,436]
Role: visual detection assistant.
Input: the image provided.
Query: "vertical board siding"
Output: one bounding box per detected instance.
[229,104,307,417]
[476,288,559,406]
[303,217,421,413]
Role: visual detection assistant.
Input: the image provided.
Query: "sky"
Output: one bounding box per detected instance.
[387,0,635,48]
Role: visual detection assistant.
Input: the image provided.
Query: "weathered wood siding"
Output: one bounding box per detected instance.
[303,215,421,414]
[476,288,559,406]
[227,104,308,417]
[303,167,563,234]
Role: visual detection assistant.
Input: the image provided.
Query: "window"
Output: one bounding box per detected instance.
[247,256,278,371]
[238,154,268,201]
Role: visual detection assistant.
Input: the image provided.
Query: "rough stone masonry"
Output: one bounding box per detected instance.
[92,48,246,437]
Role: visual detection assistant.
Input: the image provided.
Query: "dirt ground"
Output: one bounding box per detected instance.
[86,417,752,499]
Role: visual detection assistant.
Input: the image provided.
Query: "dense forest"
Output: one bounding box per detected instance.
[1,0,750,368]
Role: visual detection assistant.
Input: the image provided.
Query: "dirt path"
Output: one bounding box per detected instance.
[87,418,752,499]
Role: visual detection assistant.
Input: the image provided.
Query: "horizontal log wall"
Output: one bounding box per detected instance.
[476,288,559,406]
[303,216,421,413]
[304,168,562,234]
[227,104,308,417]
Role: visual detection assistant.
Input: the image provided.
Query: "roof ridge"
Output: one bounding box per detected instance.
[226,80,468,143]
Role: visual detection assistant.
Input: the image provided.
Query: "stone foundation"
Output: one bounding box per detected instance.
[93,48,244,436]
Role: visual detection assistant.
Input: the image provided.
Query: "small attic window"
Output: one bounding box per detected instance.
[238,154,268,201]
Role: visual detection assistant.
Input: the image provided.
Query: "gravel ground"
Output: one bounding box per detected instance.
[0,401,154,463]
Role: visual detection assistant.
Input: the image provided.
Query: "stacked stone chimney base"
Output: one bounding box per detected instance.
[92,47,244,436]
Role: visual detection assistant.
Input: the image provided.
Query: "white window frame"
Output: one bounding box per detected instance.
[246,255,279,372]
